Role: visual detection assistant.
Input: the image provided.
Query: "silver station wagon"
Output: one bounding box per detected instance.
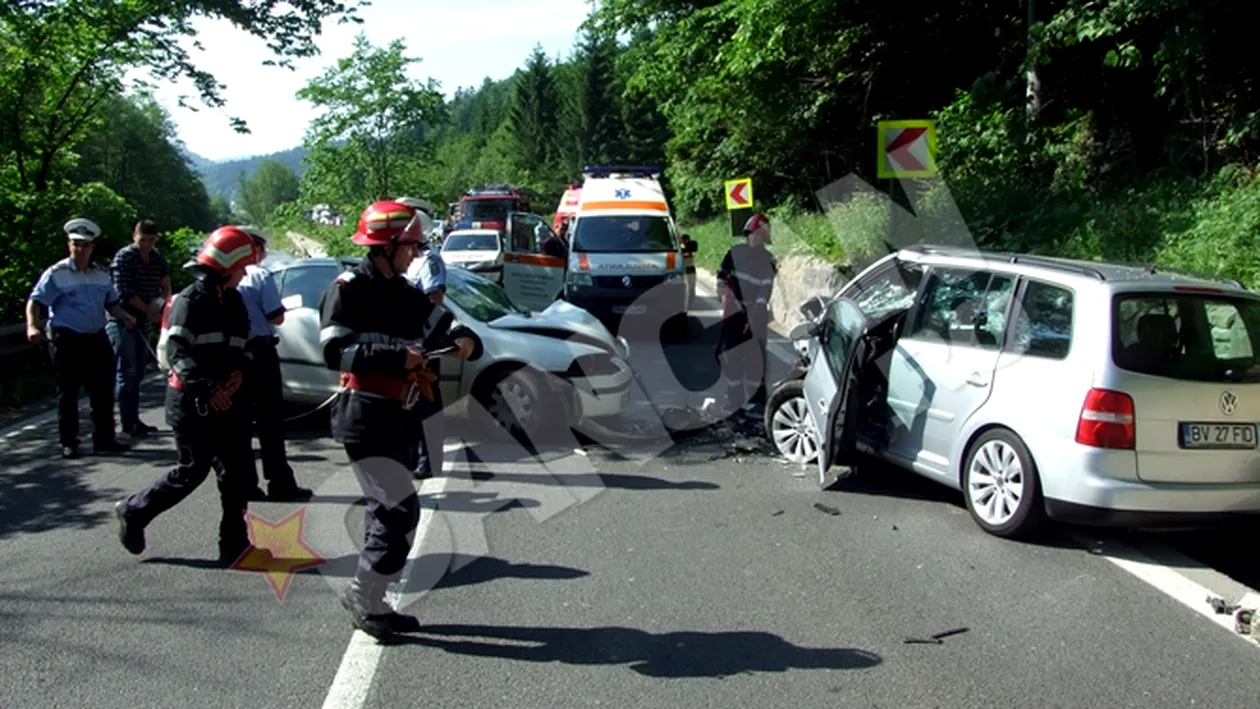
[771,246,1260,537]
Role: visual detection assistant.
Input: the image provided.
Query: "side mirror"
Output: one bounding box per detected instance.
[788,321,818,341]
[799,296,826,321]
[682,236,697,254]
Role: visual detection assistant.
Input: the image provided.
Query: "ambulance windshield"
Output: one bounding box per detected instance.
[571,215,676,253]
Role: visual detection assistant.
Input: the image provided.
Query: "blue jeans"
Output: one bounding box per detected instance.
[107,320,149,431]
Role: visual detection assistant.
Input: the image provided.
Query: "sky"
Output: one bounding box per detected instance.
[142,0,593,163]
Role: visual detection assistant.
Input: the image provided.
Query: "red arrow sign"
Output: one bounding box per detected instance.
[729,181,749,206]
[886,127,926,172]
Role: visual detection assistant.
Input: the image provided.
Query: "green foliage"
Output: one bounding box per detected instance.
[236,159,300,224]
[296,33,445,205]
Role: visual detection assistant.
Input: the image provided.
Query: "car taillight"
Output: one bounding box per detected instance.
[1075,388,1135,449]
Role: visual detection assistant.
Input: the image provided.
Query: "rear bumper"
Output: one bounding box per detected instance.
[1043,448,1260,527]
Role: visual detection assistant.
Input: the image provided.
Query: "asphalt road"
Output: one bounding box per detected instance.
[2,289,1259,709]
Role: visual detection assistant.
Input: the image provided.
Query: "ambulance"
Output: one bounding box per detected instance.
[499,165,694,335]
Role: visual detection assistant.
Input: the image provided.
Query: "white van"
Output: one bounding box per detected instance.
[499,166,691,335]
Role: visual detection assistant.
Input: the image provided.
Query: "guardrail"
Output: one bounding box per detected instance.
[0,322,32,358]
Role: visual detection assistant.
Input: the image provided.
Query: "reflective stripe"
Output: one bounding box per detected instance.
[733,272,775,286]
[320,325,353,345]
[339,344,359,372]
[163,326,240,346]
[421,308,444,340]
[354,332,411,346]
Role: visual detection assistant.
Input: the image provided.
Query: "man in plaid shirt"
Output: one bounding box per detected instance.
[108,220,171,437]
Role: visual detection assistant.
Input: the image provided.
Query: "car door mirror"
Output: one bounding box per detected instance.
[799,296,826,321]
[788,321,818,341]
[682,236,697,254]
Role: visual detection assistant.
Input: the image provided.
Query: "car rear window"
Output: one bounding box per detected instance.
[1112,291,1260,382]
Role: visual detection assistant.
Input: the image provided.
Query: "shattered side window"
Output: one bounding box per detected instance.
[848,261,923,319]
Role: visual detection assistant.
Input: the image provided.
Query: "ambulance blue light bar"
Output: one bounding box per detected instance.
[582,165,662,179]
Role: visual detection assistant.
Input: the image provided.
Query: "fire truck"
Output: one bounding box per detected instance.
[452,185,534,232]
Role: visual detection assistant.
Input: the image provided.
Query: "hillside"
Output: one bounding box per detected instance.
[189,146,310,199]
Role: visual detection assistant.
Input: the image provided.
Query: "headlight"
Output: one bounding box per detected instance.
[567,353,621,377]
[568,272,593,287]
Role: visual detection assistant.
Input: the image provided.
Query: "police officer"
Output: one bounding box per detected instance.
[320,200,482,638]
[113,227,262,566]
[235,226,312,502]
[403,224,449,480]
[26,218,135,459]
[716,212,777,417]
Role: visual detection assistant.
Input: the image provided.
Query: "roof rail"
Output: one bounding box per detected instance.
[899,243,1107,280]
[1006,254,1106,280]
[1141,264,1246,290]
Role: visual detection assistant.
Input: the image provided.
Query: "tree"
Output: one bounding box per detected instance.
[572,28,622,168]
[0,0,366,194]
[72,92,216,232]
[296,32,445,204]
[509,45,560,177]
[236,159,299,224]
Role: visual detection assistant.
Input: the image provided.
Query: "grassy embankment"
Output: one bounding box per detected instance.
[679,170,1260,289]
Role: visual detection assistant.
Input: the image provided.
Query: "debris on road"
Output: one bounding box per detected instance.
[814,503,842,516]
[905,627,969,645]
[1206,593,1260,636]
[771,510,785,517]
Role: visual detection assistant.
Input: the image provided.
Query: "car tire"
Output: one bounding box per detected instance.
[475,366,554,447]
[961,428,1047,539]
[764,379,819,466]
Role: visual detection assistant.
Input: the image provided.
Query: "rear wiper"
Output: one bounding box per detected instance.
[1223,364,1260,383]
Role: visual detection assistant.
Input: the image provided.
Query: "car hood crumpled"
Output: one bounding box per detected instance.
[488,300,622,355]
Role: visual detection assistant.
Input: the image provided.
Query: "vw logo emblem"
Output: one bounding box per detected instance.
[622,275,632,287]
[1220,391,1238,416]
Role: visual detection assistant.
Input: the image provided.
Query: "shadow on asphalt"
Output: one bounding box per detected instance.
[383,623,883,677]
[141,553,590,593]
[467,469,719,491]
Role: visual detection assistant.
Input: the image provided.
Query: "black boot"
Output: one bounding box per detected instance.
[114,501,146,555]
[341,580,397,639]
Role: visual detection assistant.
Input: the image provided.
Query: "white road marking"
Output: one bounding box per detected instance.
[1076,534,1260,650]
[320,445,461,709]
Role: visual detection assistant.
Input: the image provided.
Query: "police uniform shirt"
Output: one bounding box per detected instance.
[405,248,447,296]
[236,264,284,340]
[29,258,121,334]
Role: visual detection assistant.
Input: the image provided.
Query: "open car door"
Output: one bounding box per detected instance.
[501,211,567,312]
[802,296,868,488]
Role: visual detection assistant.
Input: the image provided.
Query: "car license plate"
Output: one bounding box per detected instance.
[1178,422,1258,449]
[612,305,646,315]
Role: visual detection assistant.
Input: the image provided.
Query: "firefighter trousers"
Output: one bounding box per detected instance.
[345,441,422,611]
[718,313,770,411]
[119,422,253,551]
[411,388,445,477]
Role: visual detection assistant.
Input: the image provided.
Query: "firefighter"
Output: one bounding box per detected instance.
[403,224,448,479]
[319,200,482,639]
[113,226,262,566]
[716,212,777,417]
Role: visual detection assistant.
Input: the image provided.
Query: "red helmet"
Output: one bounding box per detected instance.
[352,200,424,246]
[742,212,770,235]
[194,226,260,275]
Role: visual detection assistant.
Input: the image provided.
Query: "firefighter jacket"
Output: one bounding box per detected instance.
[158,276,253,428]
[318,260,484,447]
